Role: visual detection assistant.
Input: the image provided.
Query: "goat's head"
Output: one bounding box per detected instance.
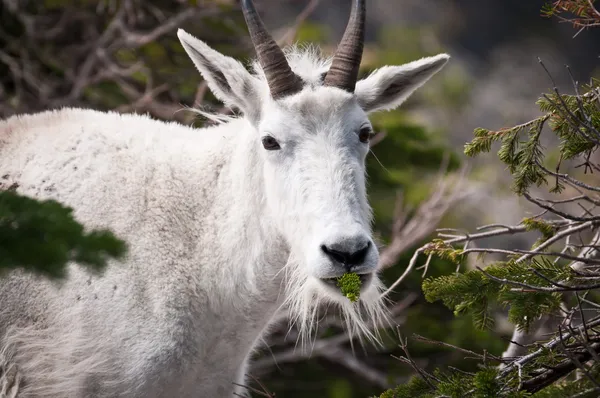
[178,0,449,338]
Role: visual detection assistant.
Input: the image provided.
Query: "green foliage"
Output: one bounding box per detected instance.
[400,37,600,396]
[428,349,600,398]
[378,375,434,398]
[423,267,497,330]
[521,217,558,247]
[472,368,502,398]
[337,272,362,302]
[379,367,525,398]
[424,239,466,265]
[464,118,549,195]
[539,90,599,162]
[522,217,557,242]
[0,190,127,279]
[423,259,565,332]
[435,370,475,397]
[465,78,600,194]
[531,375,600,397]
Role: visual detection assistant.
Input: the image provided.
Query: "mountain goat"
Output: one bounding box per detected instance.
[0,0,449,396]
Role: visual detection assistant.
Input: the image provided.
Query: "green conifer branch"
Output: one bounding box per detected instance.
[0,190,128,279]
[465,78,599,195]
[383,8,600,397]
[423,239,466,265]
[522,217,559,247]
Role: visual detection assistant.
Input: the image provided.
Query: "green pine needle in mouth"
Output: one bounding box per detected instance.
[336,272,362,302]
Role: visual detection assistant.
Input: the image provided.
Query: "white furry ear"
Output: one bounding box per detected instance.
[355,54,450,113]
[177,29,262,120]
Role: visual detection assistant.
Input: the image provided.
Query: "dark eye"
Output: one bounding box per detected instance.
[358,127,372,143]
[262,136,281,150]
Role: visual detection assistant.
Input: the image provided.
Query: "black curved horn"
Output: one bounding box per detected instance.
[323,0,366,92]
[241,0,303,99]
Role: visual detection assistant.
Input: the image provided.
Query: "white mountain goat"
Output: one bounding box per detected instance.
[0,0,449,396]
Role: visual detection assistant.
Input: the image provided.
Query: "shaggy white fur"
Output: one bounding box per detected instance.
[0,27,449,397]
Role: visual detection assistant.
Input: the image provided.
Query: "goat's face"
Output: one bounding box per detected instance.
[258,87,379,299]
[177,0,449,314]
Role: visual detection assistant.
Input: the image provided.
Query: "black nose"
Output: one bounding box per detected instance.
[321,241,371,270]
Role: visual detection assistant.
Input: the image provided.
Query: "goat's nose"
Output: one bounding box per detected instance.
[321,241,371,269]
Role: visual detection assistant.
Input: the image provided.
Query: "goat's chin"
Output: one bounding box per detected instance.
[312,274,375,304]
[282,271,390,349]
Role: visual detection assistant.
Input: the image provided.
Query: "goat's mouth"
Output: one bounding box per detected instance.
[319,273,373,292]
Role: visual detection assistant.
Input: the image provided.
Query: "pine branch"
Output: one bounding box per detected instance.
[0,190,127,279]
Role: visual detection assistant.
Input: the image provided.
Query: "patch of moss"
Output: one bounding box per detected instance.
[337,272,362,302]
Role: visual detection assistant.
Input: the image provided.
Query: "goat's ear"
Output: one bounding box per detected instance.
[178,29,261,120]
[355,54,450,114]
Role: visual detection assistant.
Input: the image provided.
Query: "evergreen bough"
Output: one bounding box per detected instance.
[0,189,127,279]
[380,2,600,396]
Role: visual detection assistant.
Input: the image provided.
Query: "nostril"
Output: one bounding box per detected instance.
[321,241,371,268]
[349,241,370,264]
[321,244,347,264]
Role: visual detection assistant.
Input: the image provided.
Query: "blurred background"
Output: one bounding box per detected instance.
[1,0,599,396]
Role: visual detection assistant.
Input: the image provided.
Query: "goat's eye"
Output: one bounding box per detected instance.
[358,127,372,143]
[261,136,281,150]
